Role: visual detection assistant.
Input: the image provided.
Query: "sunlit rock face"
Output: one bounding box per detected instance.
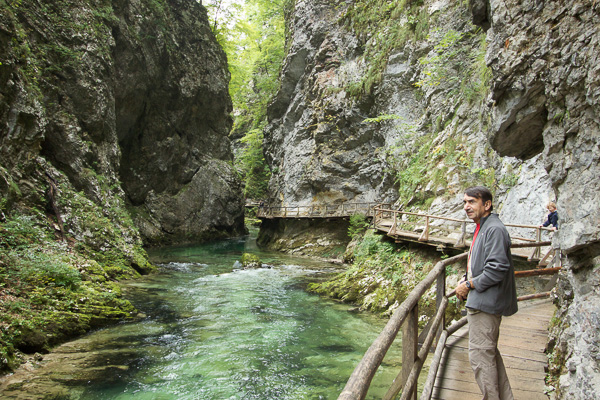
[0,0,244,246]
[472,0,600,397]
[264,0,397,208]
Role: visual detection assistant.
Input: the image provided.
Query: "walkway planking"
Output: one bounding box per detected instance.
[431,299,555,400]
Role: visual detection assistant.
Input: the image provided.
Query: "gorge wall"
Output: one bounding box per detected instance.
[262,0,599,397]
[471,0,600,398]
[0,0,243,370]
[1,0,244,247]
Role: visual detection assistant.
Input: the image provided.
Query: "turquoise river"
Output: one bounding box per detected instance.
[0,234,405,399]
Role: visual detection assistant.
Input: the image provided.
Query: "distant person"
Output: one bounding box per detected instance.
[455,186,518,400]
[540,201,558,230]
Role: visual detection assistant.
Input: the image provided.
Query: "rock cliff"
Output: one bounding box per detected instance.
[262,0,552,251]
[0,0,244,246]
[0,0,243,370]
[263,0,599,397]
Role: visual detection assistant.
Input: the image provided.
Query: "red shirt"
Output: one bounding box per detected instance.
[467,223,481,276]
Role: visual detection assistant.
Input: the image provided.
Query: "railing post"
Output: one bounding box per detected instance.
[419,216,430,242]
[455,220,467,248]
[435,266,446,347]
[529,227,542,261]
[402,305,418,400]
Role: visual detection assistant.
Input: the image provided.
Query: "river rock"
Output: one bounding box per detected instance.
[240,253,262,269]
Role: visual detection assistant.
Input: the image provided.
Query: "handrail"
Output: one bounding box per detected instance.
[256,202,391,219]
[372,207,555,261]
[338,252,468,400]
[373,206,556,232]
[339,240,562,400]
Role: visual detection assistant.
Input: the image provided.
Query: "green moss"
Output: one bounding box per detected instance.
[0,192,152,372]
[241,253,261,268]
[309,231,462,321]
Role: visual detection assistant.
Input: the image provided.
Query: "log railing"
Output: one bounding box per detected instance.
[373,207,557,263]
[256,202,391,219]
[338,240,562,400]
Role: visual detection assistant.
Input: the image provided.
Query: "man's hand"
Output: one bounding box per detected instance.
[455,280,471,301]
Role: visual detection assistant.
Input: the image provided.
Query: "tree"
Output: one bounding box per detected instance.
[205,0,288,200]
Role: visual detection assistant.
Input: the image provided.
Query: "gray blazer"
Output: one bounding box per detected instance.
[466,213,518,316]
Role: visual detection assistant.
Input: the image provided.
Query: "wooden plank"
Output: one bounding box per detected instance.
[432,299,553,400]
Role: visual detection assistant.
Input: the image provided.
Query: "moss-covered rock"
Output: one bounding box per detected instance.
[240,253,262,269]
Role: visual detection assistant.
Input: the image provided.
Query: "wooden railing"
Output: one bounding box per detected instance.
[373,207,558,264]
[338,241,561,400]
[256,202,391,219]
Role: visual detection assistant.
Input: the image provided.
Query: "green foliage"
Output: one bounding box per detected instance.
[499,164,520,188]
[348,214,369,239]
[237,129,271,200]
[309,231,463,322]
[415,27,491,104]
[0,210,142,372]
[204,0,288,200]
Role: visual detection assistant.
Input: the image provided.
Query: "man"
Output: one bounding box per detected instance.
[455,186,518,400]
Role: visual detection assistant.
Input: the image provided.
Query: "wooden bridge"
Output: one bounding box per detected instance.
[254,202,558,266]
[431,298,554,399]
[337,251,559,400]
[254,202,389,219]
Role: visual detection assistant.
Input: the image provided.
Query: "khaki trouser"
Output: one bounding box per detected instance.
[467,309,514,400]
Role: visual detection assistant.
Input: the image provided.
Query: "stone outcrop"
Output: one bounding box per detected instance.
[264,1,397,209]
[469,0,600,398]
[113,0,244,244]
[0,0,244,246]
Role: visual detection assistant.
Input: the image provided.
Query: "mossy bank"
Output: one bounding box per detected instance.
[308,231,465,326]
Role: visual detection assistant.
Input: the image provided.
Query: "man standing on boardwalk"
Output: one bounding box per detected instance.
[455,186,518,400]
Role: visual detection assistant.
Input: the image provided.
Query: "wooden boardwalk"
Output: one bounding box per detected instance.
[254,202,389,219]
[431,299,555,400]
[254,202,557,265]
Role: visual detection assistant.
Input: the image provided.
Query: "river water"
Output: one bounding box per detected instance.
[0,234,403,399]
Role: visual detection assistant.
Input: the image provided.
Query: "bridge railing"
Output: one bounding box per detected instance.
[338,241,561,400]
[373,207,556,263]
[256,202,391,219]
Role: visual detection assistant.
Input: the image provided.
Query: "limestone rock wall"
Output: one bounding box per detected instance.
[0,0,244,247]
[262,0,553,253]
[264,0,396,208]
[470,0,600,397]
